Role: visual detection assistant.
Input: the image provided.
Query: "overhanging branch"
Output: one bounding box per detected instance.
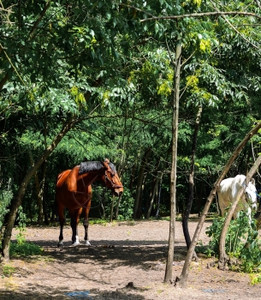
[141,11,261,22]
[209,1,260,50]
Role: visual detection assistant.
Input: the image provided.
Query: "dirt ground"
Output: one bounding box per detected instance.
[0,220,260,299]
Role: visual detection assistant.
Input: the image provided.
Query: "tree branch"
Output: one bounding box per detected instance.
[0,0,52,91]
[209,1,260,50]
[141,11,261,22]
[177,121,261,286]
[254,0,261,10]
[218,155,261,270]
[120,3,156,18]
[0,43,26,86]
[29,0,52,40]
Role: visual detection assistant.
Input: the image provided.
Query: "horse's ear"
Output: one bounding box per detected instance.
[251,178,255,185]
[102,158,110,169]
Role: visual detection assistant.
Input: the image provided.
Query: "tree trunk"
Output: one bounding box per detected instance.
[146,175,159,219]
[1,117,78,261]
[28,151,45,224]
[164,41,182,283]
[38,163,47,223]
[147,160,161,219]
[133,149,151,219]
[218,155,261,270]
[99,189,106,219]
[110,196,115,222]
[155,172,163,218]
[115,194,122,220]
[182,105,202,249]
[177,121,261,286]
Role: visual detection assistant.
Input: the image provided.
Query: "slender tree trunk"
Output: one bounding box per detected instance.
[115,194,122,220]
[133,169,144,219]
[0,178,12,239]
[110,196,115,222]
[155,172,163,218]
[147,160,161,219]
[28,151,45,223]
[164,41,182,283]
[177,121,261,286]
[218,155,261,270]
[99,189,106,219]
[133,149,150,219]
[182,105,202,249]
[1,117,78,260]
[147,176,159,219]
[40,114,48,223]
[38,163,47,223]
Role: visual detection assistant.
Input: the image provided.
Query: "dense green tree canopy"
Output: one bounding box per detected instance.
[0,0,260,233]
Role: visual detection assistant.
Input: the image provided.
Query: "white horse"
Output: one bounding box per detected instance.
[217,174,257,220]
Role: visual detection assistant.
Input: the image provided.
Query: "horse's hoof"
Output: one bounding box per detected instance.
[70,241,80,247]
[85,240,91,246]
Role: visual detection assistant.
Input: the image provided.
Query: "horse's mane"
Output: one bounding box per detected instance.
[78,160,116,175]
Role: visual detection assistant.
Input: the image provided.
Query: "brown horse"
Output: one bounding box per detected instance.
[56,159,123,246]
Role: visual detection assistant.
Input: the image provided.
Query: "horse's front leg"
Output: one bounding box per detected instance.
[70,208,82,246]
[83,198,91,246]
[58,205,65,247]
[58,222,64,247]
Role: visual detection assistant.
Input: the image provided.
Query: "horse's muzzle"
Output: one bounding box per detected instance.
[113,188,123,197]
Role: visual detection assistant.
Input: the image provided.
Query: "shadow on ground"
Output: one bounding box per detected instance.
[0,285,146,300]
[27,238,187,270]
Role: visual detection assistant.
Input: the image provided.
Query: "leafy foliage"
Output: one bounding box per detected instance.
[9,207,43,258]
[0,1,260,230]
[0,189,12,231]
[206,212,261,273]
[10,240,43,258]
[1,264,16,278]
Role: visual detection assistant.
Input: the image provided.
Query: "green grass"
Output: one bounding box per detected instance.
[250,273,261,285]
[1,264,15,278]
[10,241,43,258]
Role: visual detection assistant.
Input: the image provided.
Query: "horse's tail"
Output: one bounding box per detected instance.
[55,170,71,221]
[57,173,63,180]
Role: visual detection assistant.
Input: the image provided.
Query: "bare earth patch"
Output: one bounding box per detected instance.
[0,220,260,299]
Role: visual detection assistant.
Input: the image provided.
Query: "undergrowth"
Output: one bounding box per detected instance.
[10,240,43,258]
[204,211,261,275]
[10,206,43,258]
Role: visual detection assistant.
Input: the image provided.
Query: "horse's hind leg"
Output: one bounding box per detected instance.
[83,216,91,246]
[83,200,91,246]
[70,208,82,246]
[58,205,65,247]
[58,221,64,247]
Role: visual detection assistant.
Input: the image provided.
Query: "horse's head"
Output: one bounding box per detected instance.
[245,178,257,210]
[102,159,123,196]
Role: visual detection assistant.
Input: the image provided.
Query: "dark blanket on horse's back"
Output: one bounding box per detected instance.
[79,161,116,175]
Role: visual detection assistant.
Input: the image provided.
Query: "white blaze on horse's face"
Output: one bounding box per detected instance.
[245,182,257,210]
